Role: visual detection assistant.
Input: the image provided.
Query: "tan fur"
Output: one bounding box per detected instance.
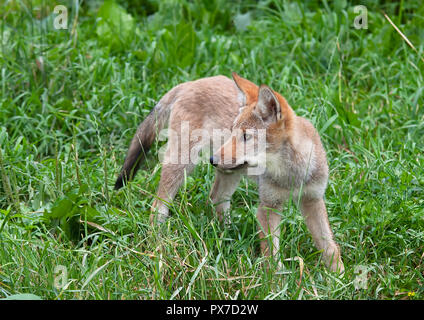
[212,74,344,273]
[153,76,242,222]
[115,73,344,273]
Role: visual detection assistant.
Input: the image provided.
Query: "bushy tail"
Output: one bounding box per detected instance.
[114,95,173,190]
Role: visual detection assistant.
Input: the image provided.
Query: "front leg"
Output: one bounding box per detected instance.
[257,204,281,260]
[209,170,241,224]
[300,198,344,273]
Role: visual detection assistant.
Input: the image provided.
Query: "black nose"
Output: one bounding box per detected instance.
[210,156,217,166]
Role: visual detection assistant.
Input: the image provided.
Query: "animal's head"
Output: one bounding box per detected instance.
[210,72,295,174]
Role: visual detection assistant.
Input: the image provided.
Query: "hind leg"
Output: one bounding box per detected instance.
[150,162,195,224]
[150,121,210,224]
[300,198,344,273]
[150,129,198,224]
[209,170,241,224]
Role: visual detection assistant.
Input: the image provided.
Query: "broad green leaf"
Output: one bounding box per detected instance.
[96,0,135,50]
[2,293,42,300]
[48,198,73,219]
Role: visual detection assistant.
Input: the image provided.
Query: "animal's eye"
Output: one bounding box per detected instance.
[243,132,252,141]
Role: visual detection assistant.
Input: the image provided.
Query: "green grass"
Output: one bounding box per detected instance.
[0,0,423,300]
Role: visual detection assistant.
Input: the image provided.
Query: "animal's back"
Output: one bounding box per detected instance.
[168,75,240,133]
[115,75,240,189]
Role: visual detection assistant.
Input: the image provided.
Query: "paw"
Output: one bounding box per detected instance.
[325,245,344,275]
[330,258,345,275]
[217,211,232,225]
[150,201,169,225]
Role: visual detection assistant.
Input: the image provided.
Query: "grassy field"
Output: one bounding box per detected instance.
[0,0,423,300]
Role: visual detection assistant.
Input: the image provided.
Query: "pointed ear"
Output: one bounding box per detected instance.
[256,84,281,123]
[232,72,259,106]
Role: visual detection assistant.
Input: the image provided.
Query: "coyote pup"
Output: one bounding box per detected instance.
[115,73,344,273]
